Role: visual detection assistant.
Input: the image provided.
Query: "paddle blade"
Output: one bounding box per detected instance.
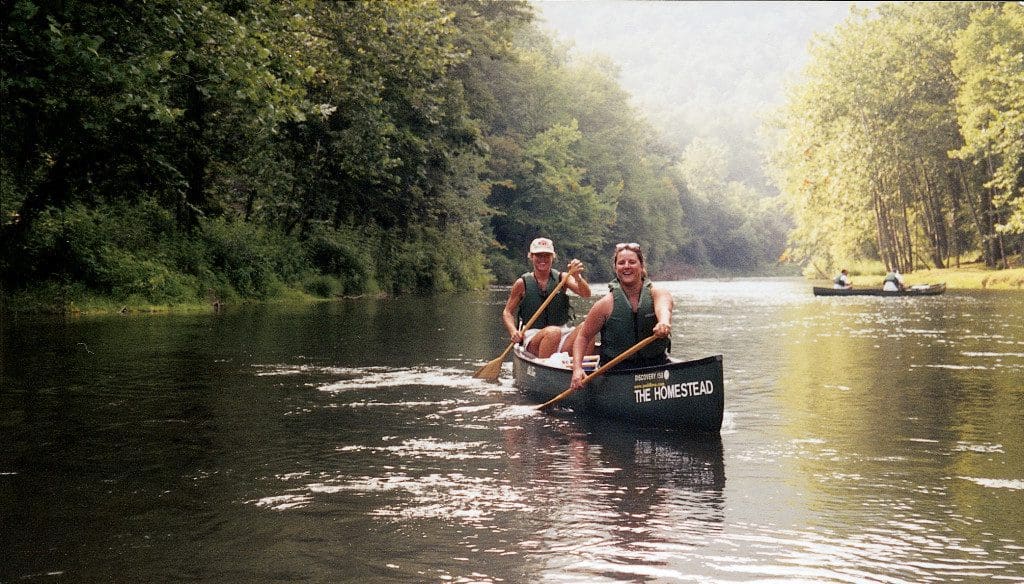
[473,342,515,381]
[472,357,504,381]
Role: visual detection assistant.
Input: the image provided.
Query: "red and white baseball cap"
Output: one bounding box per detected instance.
[529,237,555,254]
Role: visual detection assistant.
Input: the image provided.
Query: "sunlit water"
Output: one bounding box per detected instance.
[2,278,1022,582]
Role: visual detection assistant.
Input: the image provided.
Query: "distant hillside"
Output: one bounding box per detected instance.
[532,0,868,193]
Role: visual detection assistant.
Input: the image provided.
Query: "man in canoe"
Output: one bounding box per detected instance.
[883,269,906,292]
[567,242,673,392]
[833,269,853,289]
[502,237,592,359]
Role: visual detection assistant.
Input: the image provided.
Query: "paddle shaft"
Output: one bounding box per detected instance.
[537,334,659,410]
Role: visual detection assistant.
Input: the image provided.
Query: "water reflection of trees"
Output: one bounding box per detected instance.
[773,295,1024,571]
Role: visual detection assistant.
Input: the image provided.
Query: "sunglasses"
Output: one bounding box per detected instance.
[615,242,641,251]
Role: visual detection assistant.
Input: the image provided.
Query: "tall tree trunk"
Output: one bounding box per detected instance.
[984,157,1008,267]
[183,82,207,230]
[949,169,961,268]
[917,160,947,268]
[873,185,897,270]
[955,161,990,265]
[893,178,914,273]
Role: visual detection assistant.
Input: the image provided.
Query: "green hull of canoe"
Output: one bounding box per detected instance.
[513,347,724,433]
[813,283,946,297]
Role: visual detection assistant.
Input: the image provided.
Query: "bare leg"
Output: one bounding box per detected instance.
[525,329,545,356]
[529,326,563,358]
[561,324,596,355]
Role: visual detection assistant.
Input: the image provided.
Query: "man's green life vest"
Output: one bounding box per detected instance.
[517,270,571,329]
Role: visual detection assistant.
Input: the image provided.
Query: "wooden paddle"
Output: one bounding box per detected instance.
[473,272,570,381]
[536,334,659,410]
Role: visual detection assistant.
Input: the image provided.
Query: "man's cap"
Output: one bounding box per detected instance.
[529,237,555,254]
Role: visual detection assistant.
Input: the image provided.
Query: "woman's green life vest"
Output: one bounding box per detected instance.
[599,279,670,366]
[517,270,571,329]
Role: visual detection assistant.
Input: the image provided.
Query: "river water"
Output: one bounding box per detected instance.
[2,278,1022,583]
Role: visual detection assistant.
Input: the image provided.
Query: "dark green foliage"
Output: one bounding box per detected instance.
[10,202,200,303]
[304,227,376,296]
[302,274,339,299]
[2,0,828,312]
[485,254,524,287]
[201,218,314,299]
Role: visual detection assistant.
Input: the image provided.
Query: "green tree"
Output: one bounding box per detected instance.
[772,2,1007,275]
[951,3,1024,254]
[1,0,315,285]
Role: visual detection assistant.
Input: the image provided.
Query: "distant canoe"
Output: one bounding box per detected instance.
[513,346,724,433]
[813,283,946,297]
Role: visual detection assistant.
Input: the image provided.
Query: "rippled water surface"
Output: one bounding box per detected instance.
[2,279,1022,582]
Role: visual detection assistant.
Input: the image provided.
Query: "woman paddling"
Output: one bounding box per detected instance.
[567,242,673,392]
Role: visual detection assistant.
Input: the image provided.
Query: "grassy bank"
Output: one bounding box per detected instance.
[829,262,1023,290]
[0,284,330,316]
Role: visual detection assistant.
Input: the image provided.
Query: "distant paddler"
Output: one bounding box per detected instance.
[883,269,906,292]
[833,269,853,289]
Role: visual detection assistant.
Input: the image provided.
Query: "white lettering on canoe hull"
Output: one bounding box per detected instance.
[634,370,670,382]
[633,379,714,403]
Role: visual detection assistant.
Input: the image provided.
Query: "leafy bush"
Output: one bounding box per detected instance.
[485,252,522,285]
[302,274,339,298]
[304,226,376,295]
[6,202,210,305]
[201,218,303,299]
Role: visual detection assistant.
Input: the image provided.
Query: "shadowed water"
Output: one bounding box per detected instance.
[2,279,1022,582]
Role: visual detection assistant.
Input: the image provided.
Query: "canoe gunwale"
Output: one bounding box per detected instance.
[512,345,722,376]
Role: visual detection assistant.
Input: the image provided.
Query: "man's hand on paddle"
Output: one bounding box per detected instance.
[567,258,584,278]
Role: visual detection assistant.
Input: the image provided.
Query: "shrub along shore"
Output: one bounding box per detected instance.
[4,262,1020,317]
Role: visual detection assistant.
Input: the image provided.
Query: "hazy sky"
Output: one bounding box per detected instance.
[529,1,881,192]
[531,1,875,119]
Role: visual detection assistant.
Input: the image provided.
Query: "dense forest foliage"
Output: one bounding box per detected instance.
[1,1,1020,310]
[1,0,787,309]
[771,1,1022,275]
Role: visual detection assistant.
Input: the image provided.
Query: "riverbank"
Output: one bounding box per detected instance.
[834,264,1023,290]
[0,286,327,317]
[5,264,1021,317]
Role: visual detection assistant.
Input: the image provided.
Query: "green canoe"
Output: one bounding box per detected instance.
[513,346,724,433]
[813,283,946,296]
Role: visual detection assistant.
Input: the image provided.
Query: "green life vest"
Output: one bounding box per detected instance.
[600,279,670,366]
[884,272,898,283]
[517,270,571,329]
[834,274,845,286]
